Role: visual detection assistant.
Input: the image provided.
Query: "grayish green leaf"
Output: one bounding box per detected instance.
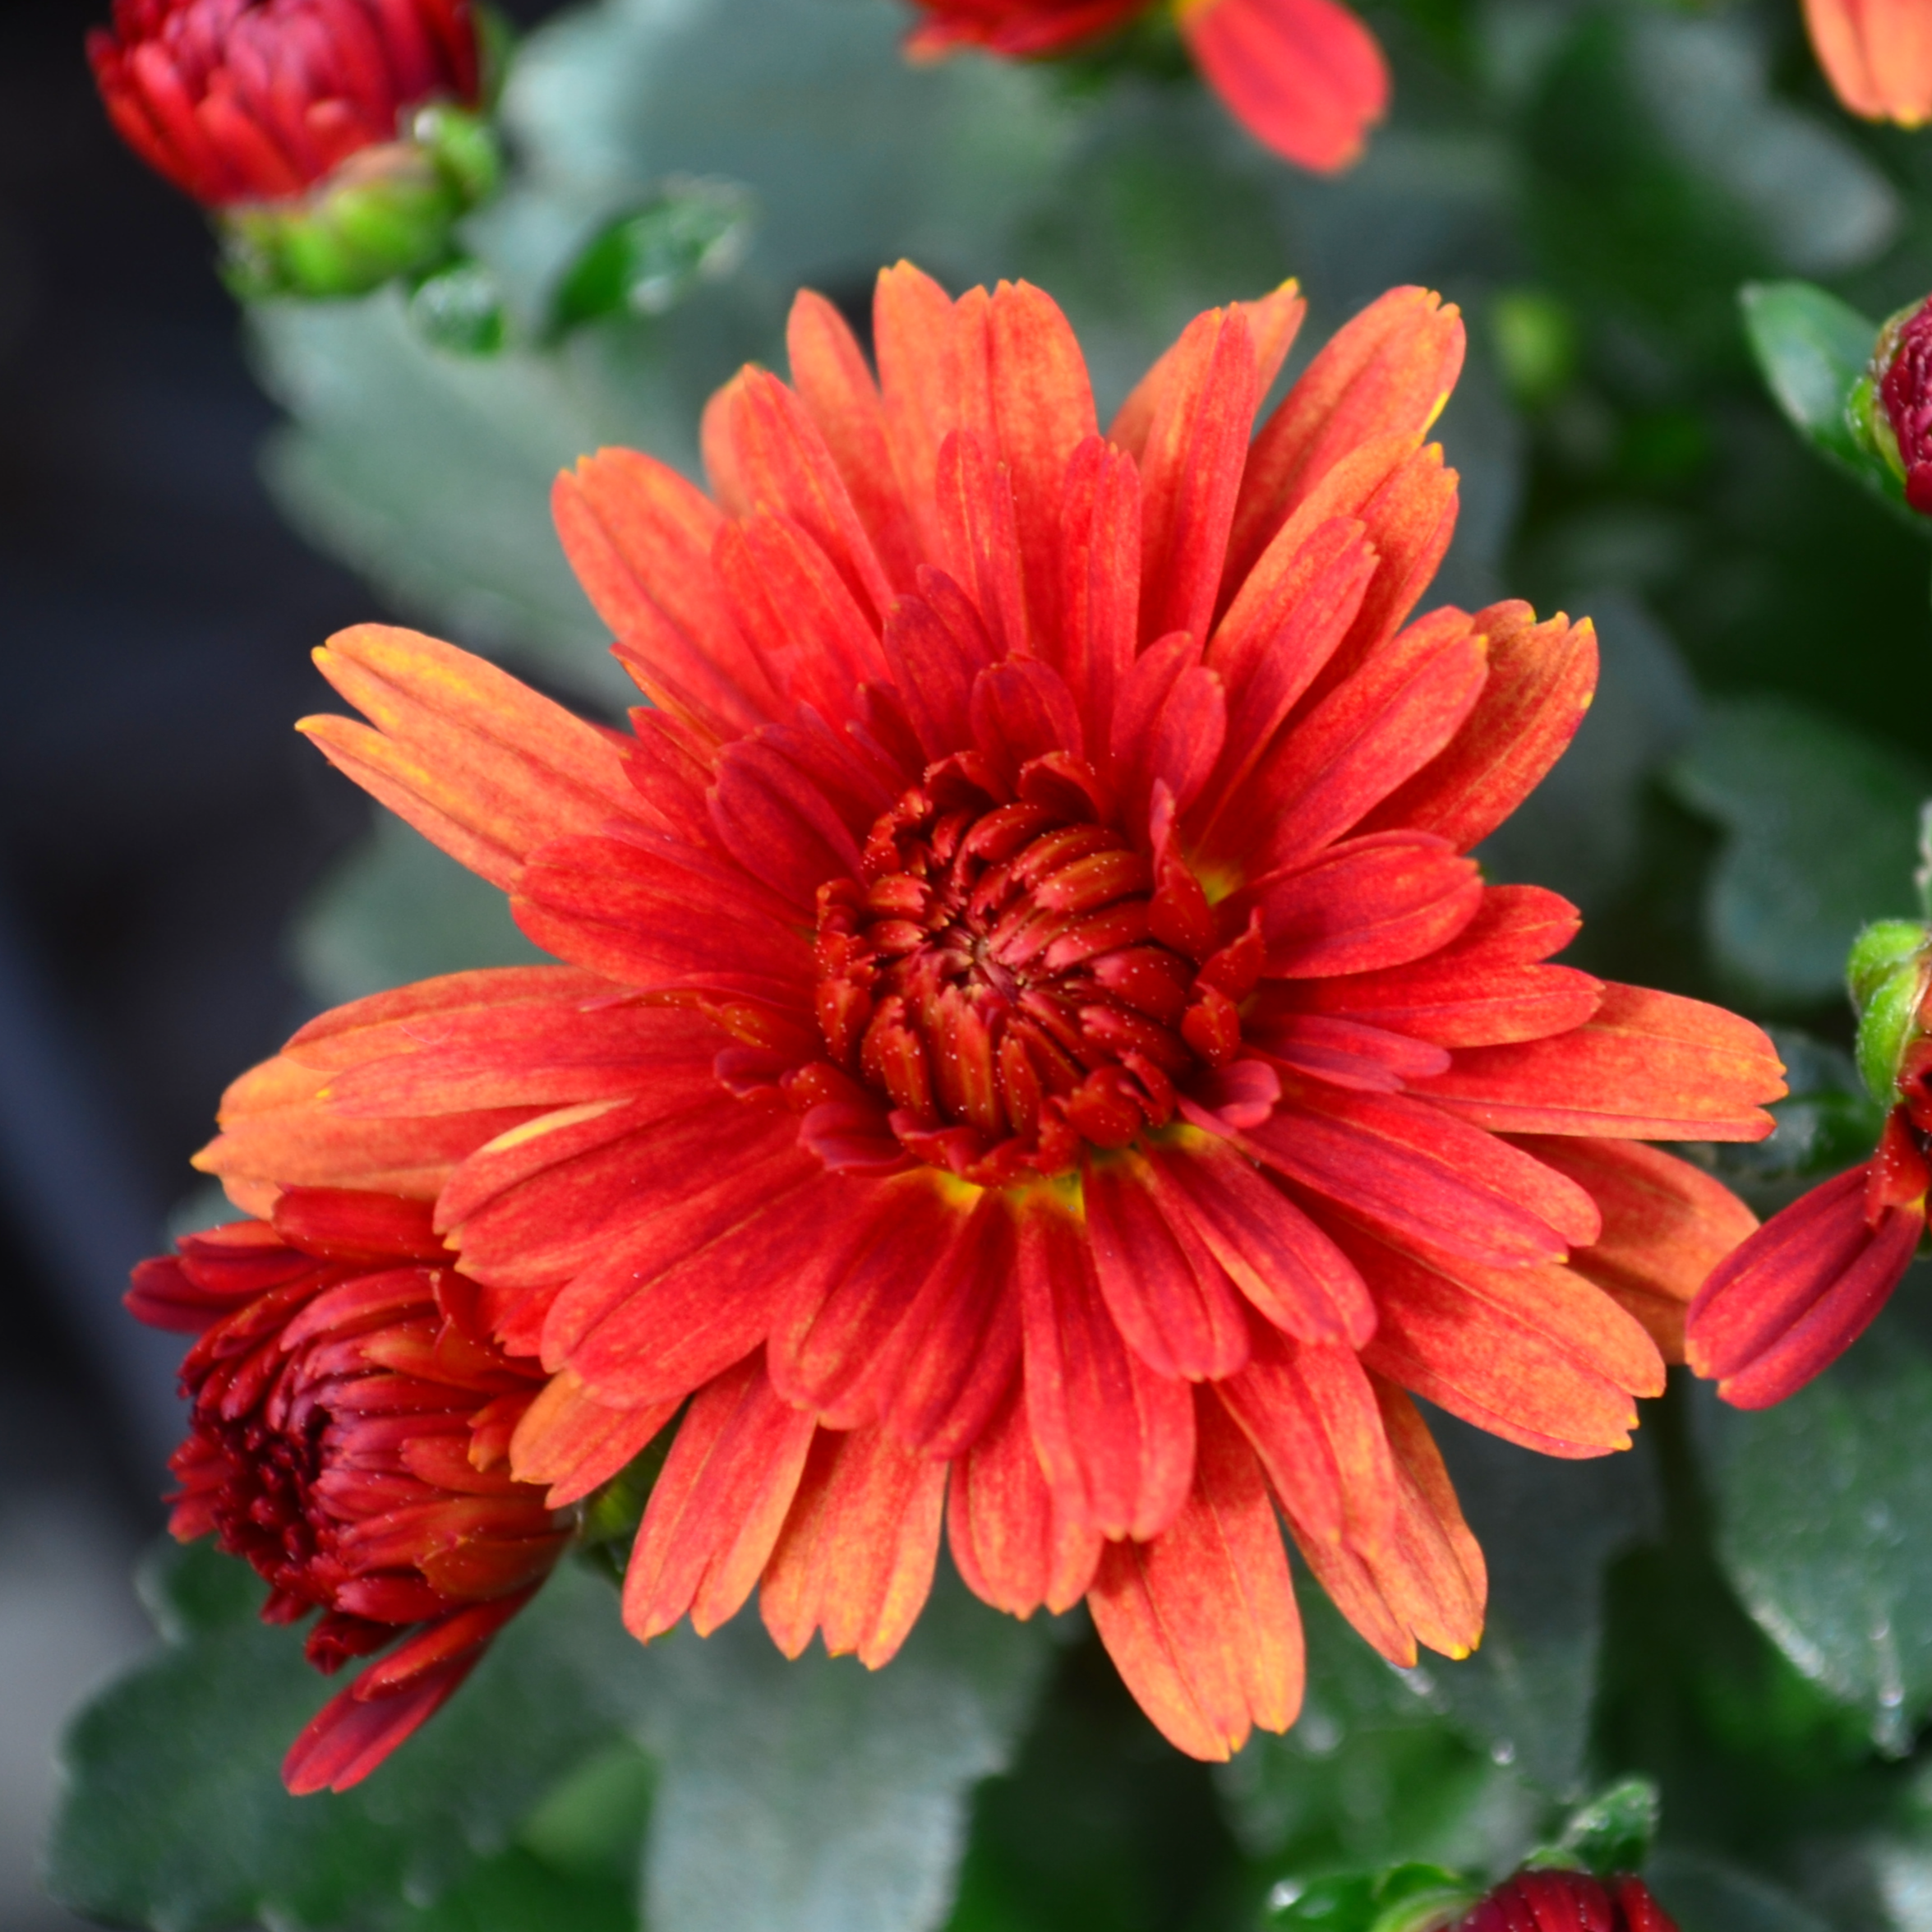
[1667,696,1931,1005]
[632,1572,1053,1932]
[290,815,546,1009]
[1700,1309,1932,1754]
[1647,1849,1835,1932]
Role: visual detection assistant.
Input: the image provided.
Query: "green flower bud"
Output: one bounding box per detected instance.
[1848,918,1931,1105]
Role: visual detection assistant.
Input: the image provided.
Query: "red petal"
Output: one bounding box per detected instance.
[1019,1205,1197,1539]
[623,1352,817,1641]
[760,1423,948,1667]
[1134,306,1260,651]
[509,1368,676,1508]
[786,288,925,593]
[948,1381,1101,1616]
[1082,1152,1251,1380]
[1181,0,1389,173]
[1517,1137,1758,1363]
[553,450,779,737]
[1054,436,1142,755]
[1363,602,1598,851]
[298,627,649,894]
[1227,288,1464,596]
[1243,829,1482,979]
[1412,982,1786,1141]
[1086,1392,1303,1760]
[1687,1164,1923,1407]
[1275,883,1599,1048]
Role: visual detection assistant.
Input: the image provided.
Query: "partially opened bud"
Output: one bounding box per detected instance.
[1689,915,1932,1408]
[86,0,496,296]
[128,1187,570,1792]
[1854,297,1932,515]
[1456,1869,1677,1932]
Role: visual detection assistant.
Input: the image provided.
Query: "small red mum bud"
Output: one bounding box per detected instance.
[128,1187,569,1793]
[1877,296,1932,514]
[87,0,494,296]
[87,0,481,206]
[1457,1869,1677,1932]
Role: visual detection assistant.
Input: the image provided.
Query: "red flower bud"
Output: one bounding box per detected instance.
[1879,295,1932,515]
[86,0,480,208]
[1457,1870,1678,1932]
[128,1186,569,1794]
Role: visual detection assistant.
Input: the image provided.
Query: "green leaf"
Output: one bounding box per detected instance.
[1421,1416,1660,1798]
[1708,1028,1886,1202]
[1543,1776,1659,1877]
[45,1545,647,1931]
[551,182,756,330]
[1740,283,1887,488]
[1262,1863,1478,1932]
[291,815,547,1007]
[633,1570,1054,1932]
[1699,1303,1932,1754]
[1218,1591,1542,1883]
[1645,1850,1834,1932]
[1667,696,1932,1006]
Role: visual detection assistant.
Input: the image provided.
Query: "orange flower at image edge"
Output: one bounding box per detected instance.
[1802,0,1932,127]
[902,0,1390,174]
[164,265,1783,1787]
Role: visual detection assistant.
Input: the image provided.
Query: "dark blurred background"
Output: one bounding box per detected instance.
[0,2,560,1920]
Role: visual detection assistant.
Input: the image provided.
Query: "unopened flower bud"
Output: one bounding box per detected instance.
[1456,1869,1677,1932]
[87,0,496,297]
[1848,917,1932,1105]
[1855,296,1932,514]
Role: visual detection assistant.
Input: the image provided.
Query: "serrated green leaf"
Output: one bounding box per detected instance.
[1667,696,1932,1006]
[1699,1307,1932,1754]
[634,1570,1053,1932]
[45,1546,645,1931]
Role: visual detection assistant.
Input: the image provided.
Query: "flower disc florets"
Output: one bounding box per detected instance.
[810,762,1255,1183]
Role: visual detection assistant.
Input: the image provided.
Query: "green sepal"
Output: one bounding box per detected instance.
[408,259,508,354]
[1266,1865,1480,1932]
[1848,919,1930,1104]
[220,110,505,302]
[1529,1777,1659,1878]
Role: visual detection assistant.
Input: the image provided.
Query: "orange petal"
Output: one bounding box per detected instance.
[1226,287,1464,596]
[623,1351,817,1643]
[1514,1137,1759,1363]
[300,625,648,892]
[1362,602,1599,852]
[1109,280,1305,460]
[1413,983,1787,1141]
[1086,1391,1303,1760]
[509,1367,676,1508]
[759,1422,948,1667]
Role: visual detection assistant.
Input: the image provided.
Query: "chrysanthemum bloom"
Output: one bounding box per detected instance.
[194,265,1781,1762]
[129,1185,573,1792]
[87,0,492,296]
[1801,0,1932,129]
[902,0,1389,174]
[1690,919,1930,1408]
[1455,1869,1677,1932]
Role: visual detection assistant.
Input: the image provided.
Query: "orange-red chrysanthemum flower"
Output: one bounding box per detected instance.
[129,1187,571,1791]
[902,0,1389,175]
[1802,0,1932,129]
[192,265,1782,1764]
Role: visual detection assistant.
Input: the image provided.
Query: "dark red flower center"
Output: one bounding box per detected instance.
[809,764,1261,1184]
